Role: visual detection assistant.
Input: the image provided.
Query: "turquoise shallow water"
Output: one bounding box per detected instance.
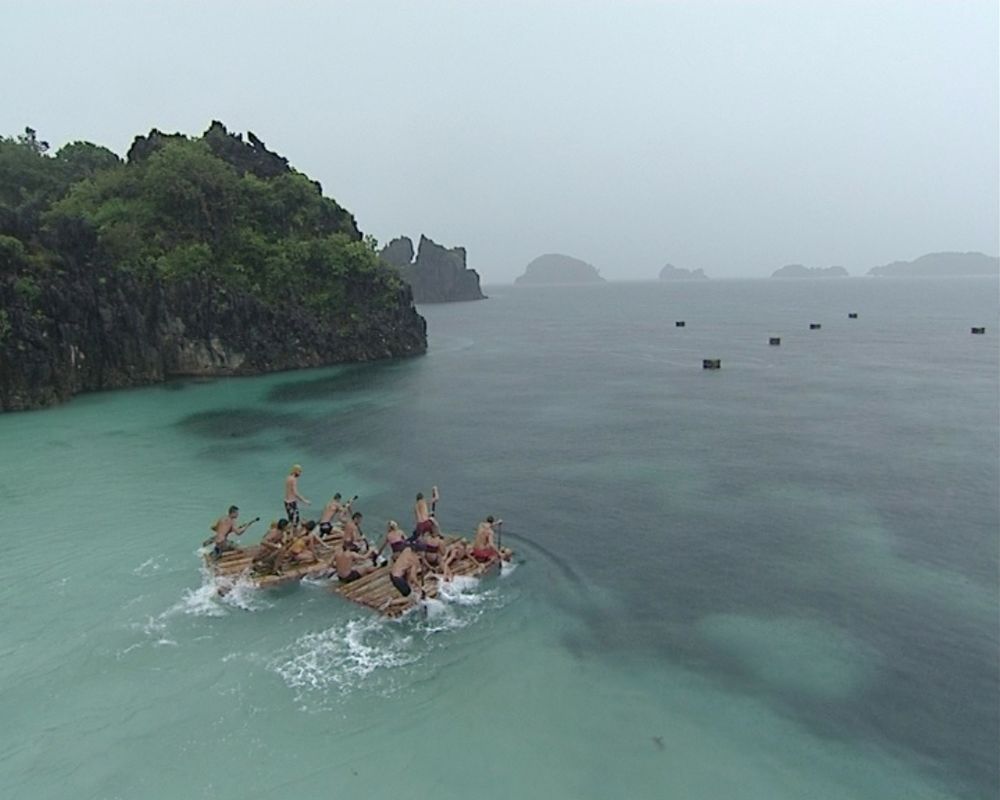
[0,277,997,799]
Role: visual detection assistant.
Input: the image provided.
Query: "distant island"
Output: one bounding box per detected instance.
[515,254,605,285]
[771,264,849,278]
[379,235,485,303]
[867,251,999,277]
[0,122,426,411]
[659,263,708,280]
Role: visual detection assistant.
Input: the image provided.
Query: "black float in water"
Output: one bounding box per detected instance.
[809,323,821,330]
[769,337,781,346]
[675,321,686,328]
[848,312,858,319]
[702,358,721,369]
[971,327,986,335]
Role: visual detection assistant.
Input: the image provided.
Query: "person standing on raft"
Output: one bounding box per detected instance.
[284,465,310,525]
[410,486,439,539]
[471,516,505,563]
[210,505,256,558]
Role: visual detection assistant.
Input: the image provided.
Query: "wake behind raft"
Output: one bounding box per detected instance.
[203,528,512,619]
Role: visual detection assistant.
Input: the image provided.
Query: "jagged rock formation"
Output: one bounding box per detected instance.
[0,260,425,411]
[659,263,708,280]
[0,122,425,411]
[771,264,849,278]
[867,251,999,277]
[515,254,605,285]
[380,235,486,303]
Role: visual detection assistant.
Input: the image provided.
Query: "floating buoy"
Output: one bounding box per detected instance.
[848,313,858,319]
[971,327,986,335]
[769,337,781,346]
[675,321,686,328]
[809,323,821,330]
[702,358,721,369]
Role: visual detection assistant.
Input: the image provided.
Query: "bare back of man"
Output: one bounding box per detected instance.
[333,546,376,583]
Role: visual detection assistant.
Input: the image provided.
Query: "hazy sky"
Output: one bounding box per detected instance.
[3,1,997,281]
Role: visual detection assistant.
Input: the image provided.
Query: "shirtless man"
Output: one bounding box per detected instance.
[318,493,347,536]
[210,506,257,558]
[275,521,323,571]
[283,465,310,525]
[389,545,424,599]
[333,543,377,584]
[410,486,439,539]
[471,516,506,563]
[341,511,368,552]
[420,520,446,572]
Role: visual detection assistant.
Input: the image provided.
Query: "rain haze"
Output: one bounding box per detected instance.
[3,0,997,282]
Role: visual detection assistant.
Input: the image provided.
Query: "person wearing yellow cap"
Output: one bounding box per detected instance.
[283,464,310,524]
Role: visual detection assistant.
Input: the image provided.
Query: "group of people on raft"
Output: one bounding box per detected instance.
[208,464,510,600]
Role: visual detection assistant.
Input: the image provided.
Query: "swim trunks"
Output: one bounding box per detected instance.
[340,570,362,583]
[390,574,412,597]
[472,547,498,563]
[319,521,332,535]
[284,501,299,524]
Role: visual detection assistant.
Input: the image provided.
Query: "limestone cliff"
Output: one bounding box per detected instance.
[380,235,486,303]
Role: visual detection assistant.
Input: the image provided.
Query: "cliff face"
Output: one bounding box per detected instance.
[659,263,708,280]
[0,259,425,411]
[380,235,486,303]
[868,252,999,277]
[771,264,849,278]
[515,254,605,284]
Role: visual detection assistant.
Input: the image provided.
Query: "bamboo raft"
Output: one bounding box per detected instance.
[204,531,511,617]
[332,536,510,618]
[202,528,346,589]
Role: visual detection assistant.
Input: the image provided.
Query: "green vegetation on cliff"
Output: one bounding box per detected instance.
[0,123,425,411]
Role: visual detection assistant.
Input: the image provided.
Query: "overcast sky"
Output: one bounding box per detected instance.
[3,1,997,281]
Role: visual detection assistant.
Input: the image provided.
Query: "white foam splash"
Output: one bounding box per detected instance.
[269,618,418,697]
[133,556,165,577]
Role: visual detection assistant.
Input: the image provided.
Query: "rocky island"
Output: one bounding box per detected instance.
[771,264,849,278]
[515,254,605,285]
[379,235,486,303]
[0,123,426,412]
[659,263,708,280]
[867,251,999,277]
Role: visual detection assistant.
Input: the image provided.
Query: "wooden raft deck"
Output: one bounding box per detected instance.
[203,532,511,616]
[332,536,509,618]
[202,529,344,589]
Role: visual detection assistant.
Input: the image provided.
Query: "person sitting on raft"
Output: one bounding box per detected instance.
[471,516,506,563]
[441,539,469,582]
[275,520,325,571]
[389,545,424,599]
[333,542,378,583]
[374,520,407,563]
[409,486,439,540]
[420,520,446,572]
[252,519,289,573]
[210,505,257,558]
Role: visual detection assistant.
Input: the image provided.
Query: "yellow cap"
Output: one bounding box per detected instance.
[291,464,302,474]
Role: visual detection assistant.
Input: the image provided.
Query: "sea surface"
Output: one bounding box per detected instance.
[0,277,996,800]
